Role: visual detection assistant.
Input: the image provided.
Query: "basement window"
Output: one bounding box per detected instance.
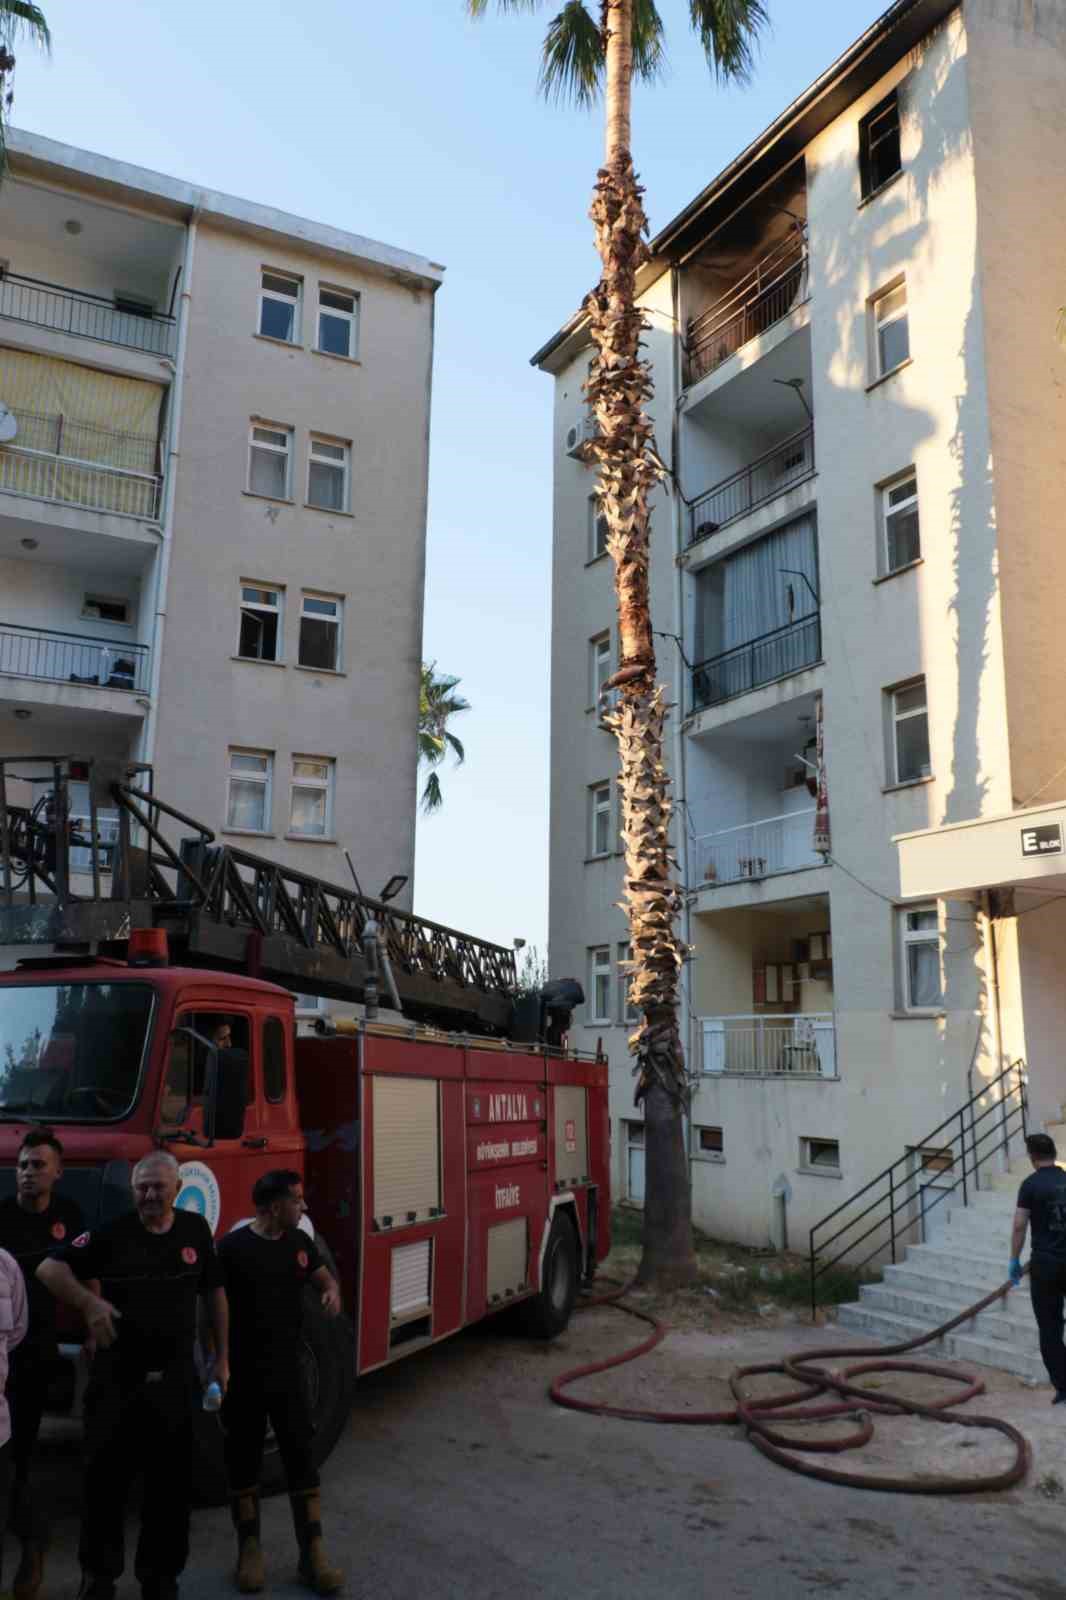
[799,1136,840,1174]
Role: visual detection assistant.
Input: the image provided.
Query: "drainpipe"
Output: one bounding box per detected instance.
[983,890,1010,1174]
[139,204,201,771]
[668,265,694,1134]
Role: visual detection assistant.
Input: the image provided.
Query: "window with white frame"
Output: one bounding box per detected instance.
[588,947,611,1023]
[307,436,350,511]
[618,942,639,1024]
[317,286,359,359]
[588,496,608,561]
[298,593,342,671]
[694,1125,724,1159]
[258,270,301,343]
[890,679,931,784]
[238,584,283,662]
[800,1136,840,1173]
[873,282,909,377]
[289,756,334,837]
[898,903,943,1012]
[227,749,272,833]
[588,782,610,858]
[590,633,611,710]
[248,424,292,500]
[882,471,920,573]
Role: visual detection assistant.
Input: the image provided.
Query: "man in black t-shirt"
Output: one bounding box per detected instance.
[0,1127,83,1600]
[218,1170,342,1596]
[37,1151,229,1600]
[1010,1132,1066,1401]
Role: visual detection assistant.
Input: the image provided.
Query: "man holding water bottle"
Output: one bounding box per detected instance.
[37,1151,228,1600]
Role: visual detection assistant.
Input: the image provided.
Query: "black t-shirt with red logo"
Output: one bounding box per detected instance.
[51,1207,221,1369]
[218,1224,322,1375]
[0,1192,84,1360]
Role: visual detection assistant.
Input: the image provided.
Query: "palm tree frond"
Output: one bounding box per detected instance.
[632,0,666,84]
[689,0,768,84]
[420,771,444,814]
[443,731,466,764]
[0,1,51,51]
[539,2,602,107]
[466,0,543,15]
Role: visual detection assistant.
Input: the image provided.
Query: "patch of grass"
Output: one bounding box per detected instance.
[1035,1471,1064,1501]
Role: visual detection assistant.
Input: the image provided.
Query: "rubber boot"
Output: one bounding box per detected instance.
[290,1490,344,1596]
[13,1539,45,1600]
[230,1489,266,1594]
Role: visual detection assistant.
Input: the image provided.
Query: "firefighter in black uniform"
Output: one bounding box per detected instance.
[0,1127,84,1600]
[37,1151,229,1600]
[217,1170,343,1596]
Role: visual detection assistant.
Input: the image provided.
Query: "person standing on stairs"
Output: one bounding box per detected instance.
[1009,1132,1066,1403]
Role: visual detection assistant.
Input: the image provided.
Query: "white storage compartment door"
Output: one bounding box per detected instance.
[390,1239,433,1320]
[486,1218,528,1305]
[372,1075,440,1227]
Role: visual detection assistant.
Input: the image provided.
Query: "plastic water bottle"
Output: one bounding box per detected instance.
[203,1380,222,1413]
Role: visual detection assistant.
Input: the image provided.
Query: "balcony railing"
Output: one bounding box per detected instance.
[690,425,815,543]
[0,271,175,356]
[701,1013,836,1077]
[0,623,149,694]
[685,230,808,386]
[694,807,824,886]
[0,408,162,521]
[691,613,820,711]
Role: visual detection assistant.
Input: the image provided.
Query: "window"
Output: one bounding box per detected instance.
[238,585,283,662]
[882,472,920,572]
[873,283,909,377]
[317,286,358,358]
[890,679,930,784]
[248,424,292,500]
[590,633,611,709]
[899,903,943,1012]
[227,748,272,833]
[298,593,342,671]
[258,270,301,343]
[160,1013,250,1131]
[589,496,608,561]
[589,783,610,857]
[82,594,129,625]
[263,1017,287,1103]
[800,1136,840,1172]
[588,947,611,1023]
[618,942,639,1024]
[307,436,350,511]
[289,756,334,837]
[694,1126,724,1158]
[859,91,901,198]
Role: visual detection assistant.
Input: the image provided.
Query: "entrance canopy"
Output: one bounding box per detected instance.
[896,798,1066,901]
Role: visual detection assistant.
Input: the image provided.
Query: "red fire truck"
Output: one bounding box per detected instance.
[0,757,610,1497]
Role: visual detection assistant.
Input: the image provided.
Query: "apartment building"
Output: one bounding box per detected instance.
[0,132,441,1013]
[535,0,1066,1253]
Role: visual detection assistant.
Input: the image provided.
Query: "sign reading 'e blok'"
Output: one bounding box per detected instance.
[1021,823,1063,858]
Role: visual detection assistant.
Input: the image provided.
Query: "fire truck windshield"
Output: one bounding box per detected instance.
[0,982,154,1122]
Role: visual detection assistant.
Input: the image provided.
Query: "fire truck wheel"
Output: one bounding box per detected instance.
[523,1211,579,1340]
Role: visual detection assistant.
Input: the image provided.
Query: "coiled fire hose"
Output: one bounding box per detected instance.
[550,1270,1033,1494]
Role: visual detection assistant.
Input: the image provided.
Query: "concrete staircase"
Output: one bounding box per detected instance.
[834,1168,1047,1383]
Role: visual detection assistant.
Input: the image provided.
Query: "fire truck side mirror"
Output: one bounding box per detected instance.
[209,1047,249,1143]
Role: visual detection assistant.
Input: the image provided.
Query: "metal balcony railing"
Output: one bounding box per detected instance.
[0,623,149,693]
[691,613,821,711]
[0,271,175,356]
[0,408,162,521]
[701,1013,836,1077]
[689,425,815,543]
[694,807,824,886]
[685,231,808,386]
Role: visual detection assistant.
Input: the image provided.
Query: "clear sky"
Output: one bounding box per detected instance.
[13,0,891,952]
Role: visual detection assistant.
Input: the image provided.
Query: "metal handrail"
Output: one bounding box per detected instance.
[807,1059,1028,1314]
[0,622,150,692]
[691,613,821,711]
[689,425,814,542]
[0,270,175,355]
[685,230,808,384]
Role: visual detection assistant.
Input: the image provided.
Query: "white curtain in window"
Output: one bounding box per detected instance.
[908,943,942,1009]
[722,515,818,651]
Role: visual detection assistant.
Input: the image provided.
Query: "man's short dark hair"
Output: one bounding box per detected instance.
[252,1169,303,1209]
[1027,1133,1057,1161]
[19,1127,64,1160]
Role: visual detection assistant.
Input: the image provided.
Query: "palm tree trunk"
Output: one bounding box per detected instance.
[587,0,696,1288]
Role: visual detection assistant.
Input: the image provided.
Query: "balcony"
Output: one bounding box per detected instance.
[685,230,808,388]
[689,426,814,545]
[700,1013,836,1077]
[0,410,162,523]
[695,808,823,887]
[0,623,149,694]
[692,614,820,712]
[0,272,175,357]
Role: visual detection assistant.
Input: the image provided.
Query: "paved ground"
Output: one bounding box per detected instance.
[23,1304,1066,1600]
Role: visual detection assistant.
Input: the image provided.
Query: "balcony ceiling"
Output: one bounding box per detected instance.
[684,322,812,434]
[3,178,181,300]
[696,690,819,749]
[0,506,156,576]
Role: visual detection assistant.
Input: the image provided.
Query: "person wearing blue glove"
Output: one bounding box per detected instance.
[1012,1133,1066,1405]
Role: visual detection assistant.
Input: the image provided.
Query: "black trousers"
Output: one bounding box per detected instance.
[8,1348,51,1542]
[222,1368,318,1496]
[1029,1257,1066,1392]
[0,1439,11,1583]
[79,1356,197,1582]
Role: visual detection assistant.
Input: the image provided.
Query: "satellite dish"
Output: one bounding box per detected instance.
[0,404,17,445]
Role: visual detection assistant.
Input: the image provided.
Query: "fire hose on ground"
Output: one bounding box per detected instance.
[550,1269,1034,1494]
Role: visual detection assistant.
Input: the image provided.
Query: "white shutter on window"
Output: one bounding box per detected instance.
[372,1076,441,1226]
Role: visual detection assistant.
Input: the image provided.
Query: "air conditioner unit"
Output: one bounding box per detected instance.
[564,416,597,460]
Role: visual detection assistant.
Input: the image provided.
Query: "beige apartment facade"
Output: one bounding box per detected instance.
[536,0,1066,1254]
[0,132,442,1005]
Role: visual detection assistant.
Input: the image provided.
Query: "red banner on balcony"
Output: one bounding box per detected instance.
[813,692,831,857]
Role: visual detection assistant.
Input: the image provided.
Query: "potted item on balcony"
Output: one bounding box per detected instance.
[693,520,719,541]
[703,861,717,882]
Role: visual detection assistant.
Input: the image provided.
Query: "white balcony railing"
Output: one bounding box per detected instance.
[0,440,161,521]
[701,1013,836,1077]
[694,807,823,886]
